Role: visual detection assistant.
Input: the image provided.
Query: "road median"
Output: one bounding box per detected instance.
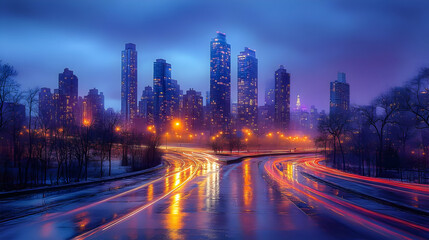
[217,150,319,164]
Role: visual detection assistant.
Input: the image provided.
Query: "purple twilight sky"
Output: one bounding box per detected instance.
[1,0,428,112]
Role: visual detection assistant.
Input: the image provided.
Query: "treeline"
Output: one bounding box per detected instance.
[0,61,162,191]
[316,68,429,183]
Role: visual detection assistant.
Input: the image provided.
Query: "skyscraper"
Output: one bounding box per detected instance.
[39,87,54,128]
[183,89,203,132]
[139,86,154,124]
[83,88,104,126]
[330,72,350,118]
[58,68,78,126]
[166,79,180,120]
[153,59,177,131]
[274,65,290,131]
[210,32,231,134]
[237,47,258,132]
[265,88,275,106]
[121,43,138,124]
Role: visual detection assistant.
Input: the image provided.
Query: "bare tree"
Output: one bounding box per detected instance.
[404,68,429,128]
[0,61,20,132]
[102,112,120,176]
[24,88,39,185]
[319,113,349,170]
[361,90,399,176]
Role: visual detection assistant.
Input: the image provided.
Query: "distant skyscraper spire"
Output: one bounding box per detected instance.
[121,43,138,124]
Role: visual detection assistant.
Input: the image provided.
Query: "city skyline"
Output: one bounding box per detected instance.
[1,2,429,239]
[2,1,429,112]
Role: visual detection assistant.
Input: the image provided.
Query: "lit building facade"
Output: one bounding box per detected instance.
[237,47,258,132]
[83,88,104,126]
[139,86,154,124]
[121,43,138,124]
[274,65,290,131]
[210,32,231,134]
[166,79,180,120]
[153,59,180,131]
[183,89,203,131]
[58,68,79,127]
[39,87,54,127]
[265,88,275,106]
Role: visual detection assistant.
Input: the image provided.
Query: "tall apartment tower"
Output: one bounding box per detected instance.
[39,87,54,127]
[183,88,204,132]
[330,72,350,118]
[121,43,138,124]
[237,47,258,132]
[139,86,154,124]
[153,59,172,131]
[274,65,291,131]
[83,88,104,126]
[58,68,79,126]
[210,32,231,134]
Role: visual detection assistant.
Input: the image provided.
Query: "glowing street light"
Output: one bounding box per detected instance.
[83,119,91,127]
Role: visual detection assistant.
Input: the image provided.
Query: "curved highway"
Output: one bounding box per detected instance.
[0,152,427,239]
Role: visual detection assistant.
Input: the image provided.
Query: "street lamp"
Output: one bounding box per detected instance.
[172,120,182,147]
[83,118,91,127]
[115,126,121,132]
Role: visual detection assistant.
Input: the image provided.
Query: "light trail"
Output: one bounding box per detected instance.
[264,156,424,240]
[306,158,429,194]
[40,156,188,222]
[61,160,188,217]
[302,159,429,199]
[73,154,202,240]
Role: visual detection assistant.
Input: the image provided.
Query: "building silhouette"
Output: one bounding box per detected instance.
[153,59,171,131]
[183,89,203,132]
[330,72,350,118]
[274,65,290,131]
[83,88,104,126]
[139,86,154,125]
[121,43,138,124]
[58,68,79,127]
[39,87,54,128]
[166,79,180,120]
[237,47,258,133]
[153,59,180,131]
[210,32,231,134]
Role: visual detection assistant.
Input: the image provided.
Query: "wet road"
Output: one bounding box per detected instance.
[0,153,428,239]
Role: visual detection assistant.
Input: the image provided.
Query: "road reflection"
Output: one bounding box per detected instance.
[206,160,220,210]
[243,161,253,209]
[166,193,183,240]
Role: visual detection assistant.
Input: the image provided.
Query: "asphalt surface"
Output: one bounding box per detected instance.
[0,152,427,240]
